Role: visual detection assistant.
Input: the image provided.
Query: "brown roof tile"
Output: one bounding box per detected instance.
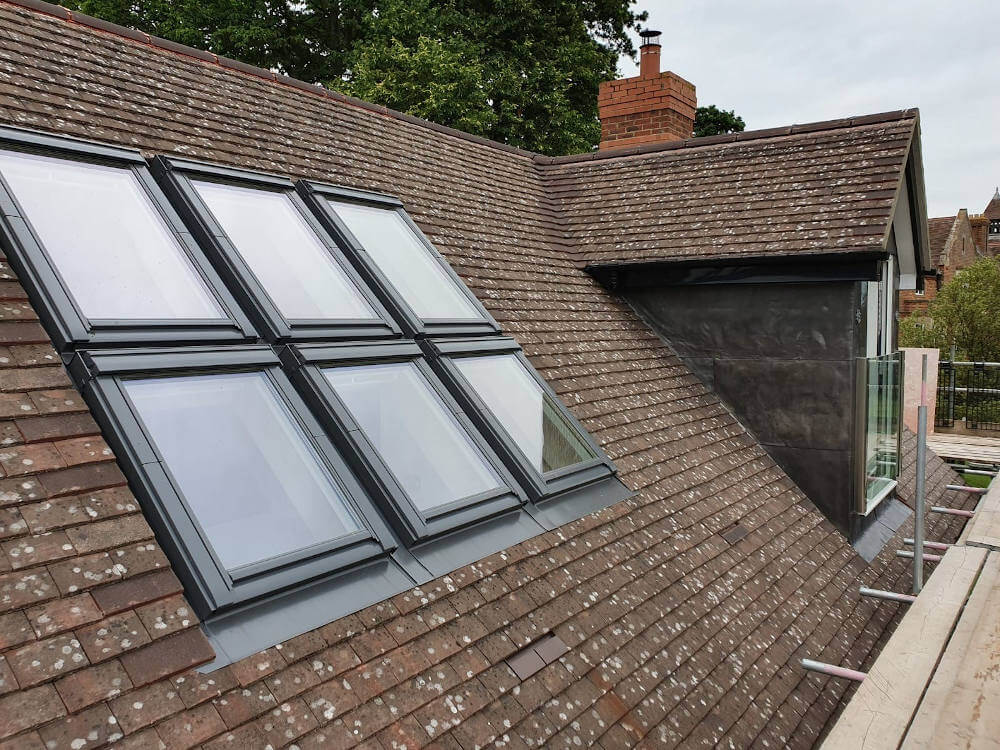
[927,215,956,267]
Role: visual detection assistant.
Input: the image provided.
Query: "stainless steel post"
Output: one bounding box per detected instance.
[914,354,928,594]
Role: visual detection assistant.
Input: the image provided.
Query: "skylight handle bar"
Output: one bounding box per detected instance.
[946,484,988,494]
[913,353,927,594]
[859,587,917,604]
[800,659,866,682]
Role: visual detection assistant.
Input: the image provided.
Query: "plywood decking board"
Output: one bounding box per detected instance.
[820,545,988,750]
[901,550,1000,748]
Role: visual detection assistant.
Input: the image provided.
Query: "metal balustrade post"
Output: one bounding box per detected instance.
[914,354,927,594]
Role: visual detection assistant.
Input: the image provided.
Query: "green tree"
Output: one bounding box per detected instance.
[59,0,371,82]
[60,0,647,155]
[900,258,1000,360]
[694,105,746,138]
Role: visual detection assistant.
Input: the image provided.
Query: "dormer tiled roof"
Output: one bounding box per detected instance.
[0,1,973,748]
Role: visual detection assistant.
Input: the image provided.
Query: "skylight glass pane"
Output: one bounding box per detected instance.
[456,354,598,474]
[193,181,378,321]
[124,372,361,571]
[0,151,224,320]
[324,362,502,511]
[328,201,482,320]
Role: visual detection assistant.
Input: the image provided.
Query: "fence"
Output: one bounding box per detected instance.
[936,362,1000,431]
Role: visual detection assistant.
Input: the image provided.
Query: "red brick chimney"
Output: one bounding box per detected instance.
[598,30,697,151]
[970,214,988,255]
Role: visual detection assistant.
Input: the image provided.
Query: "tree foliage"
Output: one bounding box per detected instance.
[61,0,647,155]
[900,257,1000,361]
[694,105,746,138]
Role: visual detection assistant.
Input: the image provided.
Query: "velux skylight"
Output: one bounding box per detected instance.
[0,125,628,664]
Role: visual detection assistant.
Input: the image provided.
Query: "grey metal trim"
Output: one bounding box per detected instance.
[76,348,404,618]
[422,337,617,503]
[296,180,501,339]
[285,341,527,545]
[0,128,257,351]
[150,156,401,343]
[200,556,416,669]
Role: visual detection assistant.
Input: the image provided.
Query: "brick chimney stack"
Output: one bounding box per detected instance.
[597,29,697,151]
[969,214,988,255]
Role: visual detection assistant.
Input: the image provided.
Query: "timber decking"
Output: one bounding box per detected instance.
[926,433,1000,465]
[823,475,1000,749]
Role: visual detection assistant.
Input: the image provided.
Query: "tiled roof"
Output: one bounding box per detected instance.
[543,114,918,267]
[0,2,967,748]
[927,216,956,268]
[985,188,1000,220]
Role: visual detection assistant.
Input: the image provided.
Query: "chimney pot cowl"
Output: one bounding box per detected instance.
[639,29,662,47]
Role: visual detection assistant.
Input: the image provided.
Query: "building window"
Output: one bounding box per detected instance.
[990,219,1000,235]
[0,133,254,348]
[0,126,628,664]
[298,181,501,338]
[150,157,399,342]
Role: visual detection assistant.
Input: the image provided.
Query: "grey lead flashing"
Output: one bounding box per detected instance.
[150,156,401,343]
[296,180,502,339]
[0,130,257,351]
[422,337,617,504]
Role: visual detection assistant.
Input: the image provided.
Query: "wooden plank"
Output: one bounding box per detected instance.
[965,480,1000,551]
[927,435,1000,464]
[902,550,1000,748]
[820,546,988,750]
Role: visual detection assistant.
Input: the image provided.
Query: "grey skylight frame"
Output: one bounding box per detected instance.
[424,336,617,503]
[284,340,527,545]
[70,345,406,618]
[296,180,502,339]
[0,126,255,351]
[150,157,401,343]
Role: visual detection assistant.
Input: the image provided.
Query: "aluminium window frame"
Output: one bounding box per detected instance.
[0,126,255,351]
[283,340,527,545]
[150,157,401,343]
[296,180,502,339]
[423,336,617,503]
[71,345,402,617]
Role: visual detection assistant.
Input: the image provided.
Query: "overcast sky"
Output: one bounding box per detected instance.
[616,1,1000,218]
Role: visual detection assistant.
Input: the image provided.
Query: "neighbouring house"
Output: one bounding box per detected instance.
[898,209,981,317]
[0,4,978,749]
[986,187,1000,257]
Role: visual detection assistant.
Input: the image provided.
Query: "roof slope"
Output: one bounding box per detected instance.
[543,114,918,267]
[928,216,956,268]
[0,3,965,748]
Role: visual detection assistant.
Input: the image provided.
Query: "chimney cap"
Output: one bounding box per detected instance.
[639,29,662,46]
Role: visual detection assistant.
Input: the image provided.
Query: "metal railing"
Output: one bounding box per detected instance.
[936,361,1000,431]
